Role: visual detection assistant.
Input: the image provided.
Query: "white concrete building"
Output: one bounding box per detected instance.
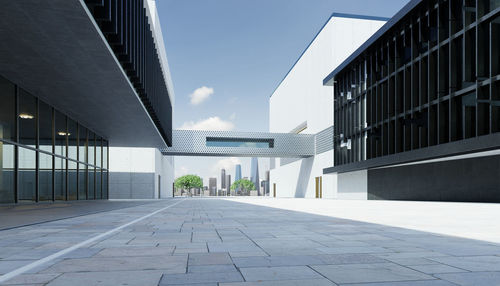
[108,1,176,200]
[109,148,174,199]
[269,13,387,199]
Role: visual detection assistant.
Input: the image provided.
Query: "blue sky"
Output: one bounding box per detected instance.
[156,0,410,186]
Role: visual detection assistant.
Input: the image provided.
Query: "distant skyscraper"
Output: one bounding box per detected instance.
[235,164,242,181]
[225,175,231,194]
[250,157,259,192]
[221,169,226,189]
[209,178,217,195]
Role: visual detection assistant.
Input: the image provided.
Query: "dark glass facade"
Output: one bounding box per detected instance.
[331,0,500,169]
[0,75,109,204]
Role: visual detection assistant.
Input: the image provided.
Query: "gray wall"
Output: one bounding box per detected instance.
[109,172,155,199]
[368,155,500,202]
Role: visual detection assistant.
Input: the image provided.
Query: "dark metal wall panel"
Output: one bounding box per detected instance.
[84,0,172,146]
[330,0,500,173]
[368,154,500,202]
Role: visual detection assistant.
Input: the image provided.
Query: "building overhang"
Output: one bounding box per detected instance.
[0,0,169,148]
[324,133,500,174]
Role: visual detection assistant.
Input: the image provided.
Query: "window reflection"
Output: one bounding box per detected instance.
[102,169,108,199]
[18,89,37,146]
[0,142,15,203]
[55,155,66,201]
[96,137,102,168]
[18,147,36,202]
[96,168,102,199]
[88,166,95,199]
[0,76,16,142]
[103,141,108,170]
[39,152,53,201]
[0,74,109,204]
[68,119,78,200]
[39,101,53,154]
[79,163,87,199]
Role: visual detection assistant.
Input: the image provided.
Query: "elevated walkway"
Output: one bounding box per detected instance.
[160,127,333,157]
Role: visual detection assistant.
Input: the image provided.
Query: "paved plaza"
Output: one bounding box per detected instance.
[1,198,500,285]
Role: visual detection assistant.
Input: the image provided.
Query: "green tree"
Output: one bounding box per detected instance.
[175,175,203,190]
[231,179,256,193]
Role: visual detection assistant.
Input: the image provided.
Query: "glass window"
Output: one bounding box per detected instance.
[78,163,87,200]
[206,137,274,148]
[0,141,15,203]
[78,125,87,164]
[54,155,66,201]
[18,89,37,146]
[102,169,108,199]
[18,147,36,202]
[96,168,102,199]
[68,119,77,161]
[39,152,53,201]
[67,119,78,200]
[0,76,16,141]
[68,159,77,200]
[102,140,108,170]
[88,132,95,166]
[55,111,66,157]
[96,137,102,168]
[39,101,53,154]
[88,166,95,199]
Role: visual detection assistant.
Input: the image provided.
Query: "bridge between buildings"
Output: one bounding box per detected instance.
[160,127,333,158]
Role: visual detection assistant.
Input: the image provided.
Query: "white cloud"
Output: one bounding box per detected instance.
[211,157,241,175]
[189,86,214,105]
[180,116,235,131]
[229,112,236,120]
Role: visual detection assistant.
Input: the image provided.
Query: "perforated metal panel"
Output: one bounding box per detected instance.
[160,130,315,158]
[315,126,334,154]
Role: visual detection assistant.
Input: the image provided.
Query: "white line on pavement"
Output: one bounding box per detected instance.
[0,199,186,283]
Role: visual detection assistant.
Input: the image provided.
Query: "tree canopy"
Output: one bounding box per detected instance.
[230,179,256,192]
[174,175,203,190]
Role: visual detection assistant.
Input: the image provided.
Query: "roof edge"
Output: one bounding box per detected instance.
[323,0,423,86]
[270,12,389,99]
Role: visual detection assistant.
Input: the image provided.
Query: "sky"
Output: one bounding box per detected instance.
[155,0,410,187]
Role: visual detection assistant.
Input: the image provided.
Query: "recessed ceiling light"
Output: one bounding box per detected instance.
[19,113,34,119]
[57,131,71,136]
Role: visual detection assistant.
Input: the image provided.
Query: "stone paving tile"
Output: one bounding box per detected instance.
[228,250,268,257]
[343,280,457,286]
[41,255,187,274]
[158,271,244,285]
[220,278,337,286]
[2,199,500,285]
[382,257,436,266]
[232,255,324,267]
[316,253,387,265]
[317,246,391,255]
[428,255,500,271]
[0,261,34,275]
[407,263,468,274]
[0,273,60,285]
[435,271,500,286]
[188,252,233,266]
[239,266,322,281]
[96,246,174,257]
[44,270,163,286]
[310,263,434,284]
[187,264,237,273]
